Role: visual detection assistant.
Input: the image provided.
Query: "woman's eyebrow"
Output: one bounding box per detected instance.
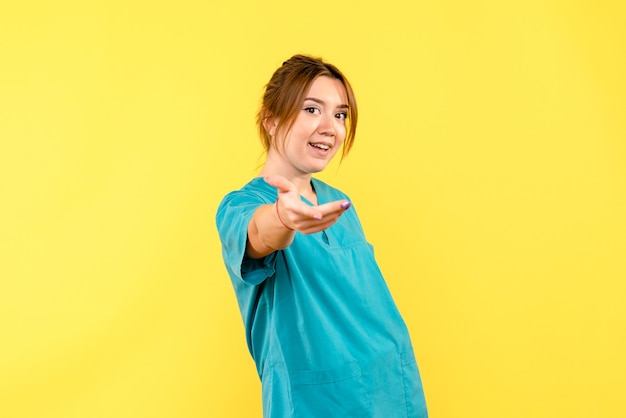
[304,97,349,108]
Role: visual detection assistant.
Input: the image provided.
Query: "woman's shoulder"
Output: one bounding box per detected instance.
[218,178,276,210]
[239,177,275,195]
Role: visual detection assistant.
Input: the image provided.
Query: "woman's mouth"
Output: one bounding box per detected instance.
[309,142,331,151]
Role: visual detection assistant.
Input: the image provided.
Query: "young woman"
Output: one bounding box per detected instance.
[216,54,428,417]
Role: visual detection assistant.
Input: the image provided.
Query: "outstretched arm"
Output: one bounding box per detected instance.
[246,176,352,259]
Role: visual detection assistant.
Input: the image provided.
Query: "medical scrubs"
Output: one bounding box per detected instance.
[216,177,428,418]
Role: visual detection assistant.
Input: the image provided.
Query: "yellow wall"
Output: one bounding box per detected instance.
[1,1,625,417]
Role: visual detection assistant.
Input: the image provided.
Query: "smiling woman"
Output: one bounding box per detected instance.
[215,54,428,418]
[262,76,349,185]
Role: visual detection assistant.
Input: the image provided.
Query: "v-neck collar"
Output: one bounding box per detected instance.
[302,178,323,206]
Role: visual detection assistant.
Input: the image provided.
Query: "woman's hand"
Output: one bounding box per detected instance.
[265,175,351,235]
[247,176,352,258]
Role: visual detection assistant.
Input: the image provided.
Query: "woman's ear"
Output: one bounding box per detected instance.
[263,116,278,137]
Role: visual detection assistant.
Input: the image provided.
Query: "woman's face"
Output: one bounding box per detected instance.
[269,76,348,176]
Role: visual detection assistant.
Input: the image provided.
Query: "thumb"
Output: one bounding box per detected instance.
[264,175,296,195]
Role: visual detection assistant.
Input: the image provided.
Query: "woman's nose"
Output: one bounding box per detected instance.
[318,112,335,136]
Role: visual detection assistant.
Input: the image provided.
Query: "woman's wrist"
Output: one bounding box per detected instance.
[275,199,294,231]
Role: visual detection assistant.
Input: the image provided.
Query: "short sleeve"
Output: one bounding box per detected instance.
[216,189,277,286]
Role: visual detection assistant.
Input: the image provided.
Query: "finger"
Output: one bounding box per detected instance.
[299,200,350,224]
[298,216,342,234]
[295,202,350,233]
[284,201,323,222]
[304,206,323,221]
[315,199,352,217]
[264,175,296,194]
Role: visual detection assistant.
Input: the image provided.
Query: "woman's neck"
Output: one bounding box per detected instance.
[259,166,317,204]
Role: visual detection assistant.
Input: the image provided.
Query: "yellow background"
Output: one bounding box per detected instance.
[1,1,625,417]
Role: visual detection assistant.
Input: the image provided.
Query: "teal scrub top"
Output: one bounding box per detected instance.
[216,177,427,418]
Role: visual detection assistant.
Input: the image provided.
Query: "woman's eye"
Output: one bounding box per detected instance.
[336,112,348,121]
[304,107,320,114]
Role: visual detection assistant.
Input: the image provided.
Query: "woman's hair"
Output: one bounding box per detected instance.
[256,54,358,160]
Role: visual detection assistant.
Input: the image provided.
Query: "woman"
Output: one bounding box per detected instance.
[216,54,428,417]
